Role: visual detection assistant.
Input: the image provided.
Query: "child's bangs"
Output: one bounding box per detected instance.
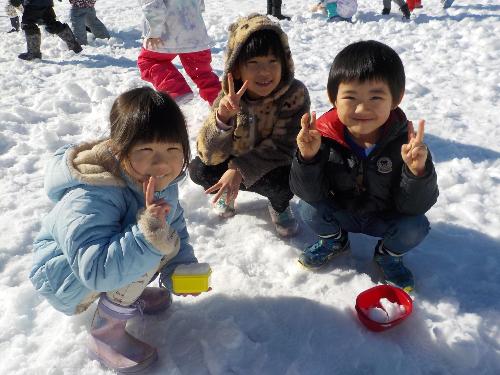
[238,29,284,62]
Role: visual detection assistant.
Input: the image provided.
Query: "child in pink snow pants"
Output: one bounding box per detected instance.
[138,0,220,105]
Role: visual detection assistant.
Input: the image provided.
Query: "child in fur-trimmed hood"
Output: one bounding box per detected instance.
[190,14,310,238]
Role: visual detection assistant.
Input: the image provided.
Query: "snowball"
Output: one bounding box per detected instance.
[365,298,407,324]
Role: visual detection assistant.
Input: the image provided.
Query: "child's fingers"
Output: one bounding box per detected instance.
[204,182,221,195]
[309,111,317,129]
[145,176,156,205]
[407,121,415,143]
[227,73,235,96]
[300,112,310,130]
[416,120,425,143]
[236,80,249,97]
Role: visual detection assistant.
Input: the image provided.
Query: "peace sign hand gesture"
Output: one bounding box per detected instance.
[217,73,249,124]
[143,176,170,220]
[297,112,322,161]
[401,120,429,177]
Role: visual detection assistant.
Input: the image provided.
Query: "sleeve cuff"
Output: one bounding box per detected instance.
[137,209,180,258]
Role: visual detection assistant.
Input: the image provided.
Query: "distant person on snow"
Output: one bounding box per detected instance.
[290,40,439,292]
[30,87,205,373]
[310,0,358,22]
[381,0,411,20]
[5,0,23,33]
[68,0,109,45]
[190,14,310,238]
[406,0,423,12]
[137,0,221,105]
[266,0,290,20]
[12,0,82,60]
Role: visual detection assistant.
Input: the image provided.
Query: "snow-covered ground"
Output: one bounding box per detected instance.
[0,0,499,374]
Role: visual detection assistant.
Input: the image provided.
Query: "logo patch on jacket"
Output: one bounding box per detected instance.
[377,157,393,173]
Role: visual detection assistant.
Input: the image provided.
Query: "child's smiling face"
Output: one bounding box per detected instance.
[125,141,184,191]
[335,79,400,144]
[235,54,282,99]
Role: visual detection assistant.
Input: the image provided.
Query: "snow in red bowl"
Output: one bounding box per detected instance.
[355,285,413,332]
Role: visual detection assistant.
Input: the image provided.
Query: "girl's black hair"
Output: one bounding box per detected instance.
[327,40,405,105]
[109,87,190,173]
[236,29,288,82]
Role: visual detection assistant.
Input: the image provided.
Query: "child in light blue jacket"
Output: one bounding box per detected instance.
[30,87,202,373]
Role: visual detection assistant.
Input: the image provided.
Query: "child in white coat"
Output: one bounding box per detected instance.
[137,0,221,105]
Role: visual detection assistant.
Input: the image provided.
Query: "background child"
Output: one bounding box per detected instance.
[137,0,221,105]
[189,14,310,237]
[314,0,357,22]
[5,0,23,33]
[266,0,290,20]
[68,0,109,45]
[14,0,82,60]
[29,87,202,372]
[290,40,438,292]
[381,0,411,20]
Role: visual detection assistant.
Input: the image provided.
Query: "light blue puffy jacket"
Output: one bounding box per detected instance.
[29,141,197,315]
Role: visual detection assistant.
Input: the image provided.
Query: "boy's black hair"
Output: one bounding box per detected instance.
[236,29,288,81]
[109,87,190,173]
[327,40,405,105]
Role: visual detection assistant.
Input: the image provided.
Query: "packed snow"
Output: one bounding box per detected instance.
[365,298,407,323]
[0,0,499,374]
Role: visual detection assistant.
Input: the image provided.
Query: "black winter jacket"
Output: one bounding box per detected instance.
[290,108,439,216]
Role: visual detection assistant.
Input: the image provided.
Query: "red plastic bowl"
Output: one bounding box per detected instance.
[355,285,413,332]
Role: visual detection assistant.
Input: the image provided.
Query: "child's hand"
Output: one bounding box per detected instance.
[401,120,428,177]
[297,112,322,161]
[143,176,170,219]
[145,37,164,50]
[204,168,242,204]
[217,73,249,124]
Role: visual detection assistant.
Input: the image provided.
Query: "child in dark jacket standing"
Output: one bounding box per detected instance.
[190,14,310,237]
[13,0,82,60]
[68,0,109,45]
[290,40,438,292]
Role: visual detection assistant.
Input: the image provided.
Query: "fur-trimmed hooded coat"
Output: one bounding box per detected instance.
[196,14,310,188]
[29,142,197,315]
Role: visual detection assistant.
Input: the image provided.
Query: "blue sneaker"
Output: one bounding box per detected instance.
[373,241,414,292]
[213,191,236,218]
[298,231,350,269]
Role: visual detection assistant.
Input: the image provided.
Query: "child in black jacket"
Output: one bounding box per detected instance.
[12,0,82,60]
[290,40,439,292]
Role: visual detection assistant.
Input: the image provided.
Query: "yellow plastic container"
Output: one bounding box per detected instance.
[172,263,212,294]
